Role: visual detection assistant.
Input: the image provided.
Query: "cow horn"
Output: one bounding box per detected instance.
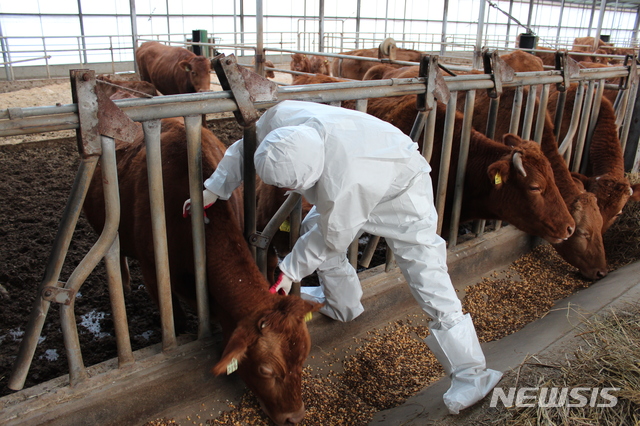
[512,152,527,177]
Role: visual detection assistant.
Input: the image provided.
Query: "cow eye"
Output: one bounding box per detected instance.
[259,365,274,377]
[529,185,541,193]
[258,319,268,330]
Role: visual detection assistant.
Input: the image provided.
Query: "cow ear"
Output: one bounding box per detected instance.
[502,133,523,148]
[211,326,253,376]
[630,183,640,202]
[487,159,510,189]
[179,60,192,72]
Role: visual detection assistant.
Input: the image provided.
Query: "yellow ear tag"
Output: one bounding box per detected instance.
[304,312,313,323]
[279,219,291,233]
[226,358,238,375]
[494,172,502,185]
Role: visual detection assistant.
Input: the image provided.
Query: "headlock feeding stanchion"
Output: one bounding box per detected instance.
[8,69,139,390]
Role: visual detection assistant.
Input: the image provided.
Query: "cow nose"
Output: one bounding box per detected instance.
[596,269,608,279]
[284,404,305,424]
[566,225,575,238]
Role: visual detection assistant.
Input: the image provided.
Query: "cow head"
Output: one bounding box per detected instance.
[212,296,322,425]
[551,191,608,280]
[290,53,311,73]
[578,173,640,232]
[487,135,575,243]
[178,56,212,92]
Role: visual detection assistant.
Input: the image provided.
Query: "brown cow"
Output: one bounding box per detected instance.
[534,46,557,67]
[96,75,157,98]
[291,73,347,86]
[364,95,575,243]
[549,83,640,232]
[136,41,212,95]
[83,117,321,426]
[362,64,419,80]
[570,37,615,64]
[290,53,331,75]
[251,58,275,78]
[500,50,545,72]
[331,47,423,80]
[460,87,608,279]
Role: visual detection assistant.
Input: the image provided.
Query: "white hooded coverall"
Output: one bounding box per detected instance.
[203,100,501,414]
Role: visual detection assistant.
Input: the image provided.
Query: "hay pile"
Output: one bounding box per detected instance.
[464,245,592,343]
[500,306,640,425]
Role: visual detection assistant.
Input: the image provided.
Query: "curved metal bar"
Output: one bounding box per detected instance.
[60,135,120,386]
[104,234,134,367]
[509,86,524,135]
[255,192,303,279]
[534,84,550,144]
[620,77,639,154]
[449,89,476,247]
[521,84,537,140]
[143,119,177,352]
[553,91,567,140]
[581,80,605,175]
[572,80,596,173]
[184,114,211,340]
[435,94,458,235]
[359,236,381,268]
[8,156,98,391]
[485,97,499,140]
[558,82,586,163]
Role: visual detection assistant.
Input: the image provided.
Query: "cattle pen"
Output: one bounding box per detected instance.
[0,43,637,424]
[2,1,640,425]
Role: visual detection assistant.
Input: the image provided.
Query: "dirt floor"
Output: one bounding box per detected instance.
[0,110,247,399]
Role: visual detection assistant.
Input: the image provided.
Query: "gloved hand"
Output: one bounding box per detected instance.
[269,272,294,295]
[183,188,219,218]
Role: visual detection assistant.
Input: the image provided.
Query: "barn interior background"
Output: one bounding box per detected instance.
[2,0,640,425]
[1,0,640,80]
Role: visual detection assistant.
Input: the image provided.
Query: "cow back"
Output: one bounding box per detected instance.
[331,47,422,79]
[136,41,211,95]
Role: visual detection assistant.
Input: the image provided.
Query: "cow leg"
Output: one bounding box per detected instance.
[138,262,189,334]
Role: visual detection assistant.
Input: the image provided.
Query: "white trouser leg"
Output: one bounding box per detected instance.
[315,253,364,322]
[297,207,363,322]
[424,313,503,414]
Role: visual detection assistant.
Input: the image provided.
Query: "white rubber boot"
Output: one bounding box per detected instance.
[424,313,503,414]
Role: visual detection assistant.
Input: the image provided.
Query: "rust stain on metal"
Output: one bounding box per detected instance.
[96,89,139,143]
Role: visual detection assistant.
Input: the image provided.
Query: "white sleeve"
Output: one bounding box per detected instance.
[203,138,244,200]
[278,223,341,281]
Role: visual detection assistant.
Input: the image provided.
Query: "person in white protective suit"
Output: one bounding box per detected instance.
[183,100,502,414]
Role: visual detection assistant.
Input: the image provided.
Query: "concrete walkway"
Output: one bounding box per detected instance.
[370,260,640,425]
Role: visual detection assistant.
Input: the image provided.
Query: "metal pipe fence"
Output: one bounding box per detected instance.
[2,54,639,397]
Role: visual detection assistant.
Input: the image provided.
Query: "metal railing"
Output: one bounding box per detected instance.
[1,51,638,402]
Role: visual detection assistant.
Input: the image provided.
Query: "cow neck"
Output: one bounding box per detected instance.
[205,203,272,321]
[589,97,625,178]
[539,117,582,200]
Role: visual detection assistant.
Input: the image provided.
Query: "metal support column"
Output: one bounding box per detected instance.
[319,0,325,52]
[440,0,449,56]
[77,0,88,65]
[474,0,487,69]
[130,0,139,74]
[556,0,566,46]
[595,0,607,48]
